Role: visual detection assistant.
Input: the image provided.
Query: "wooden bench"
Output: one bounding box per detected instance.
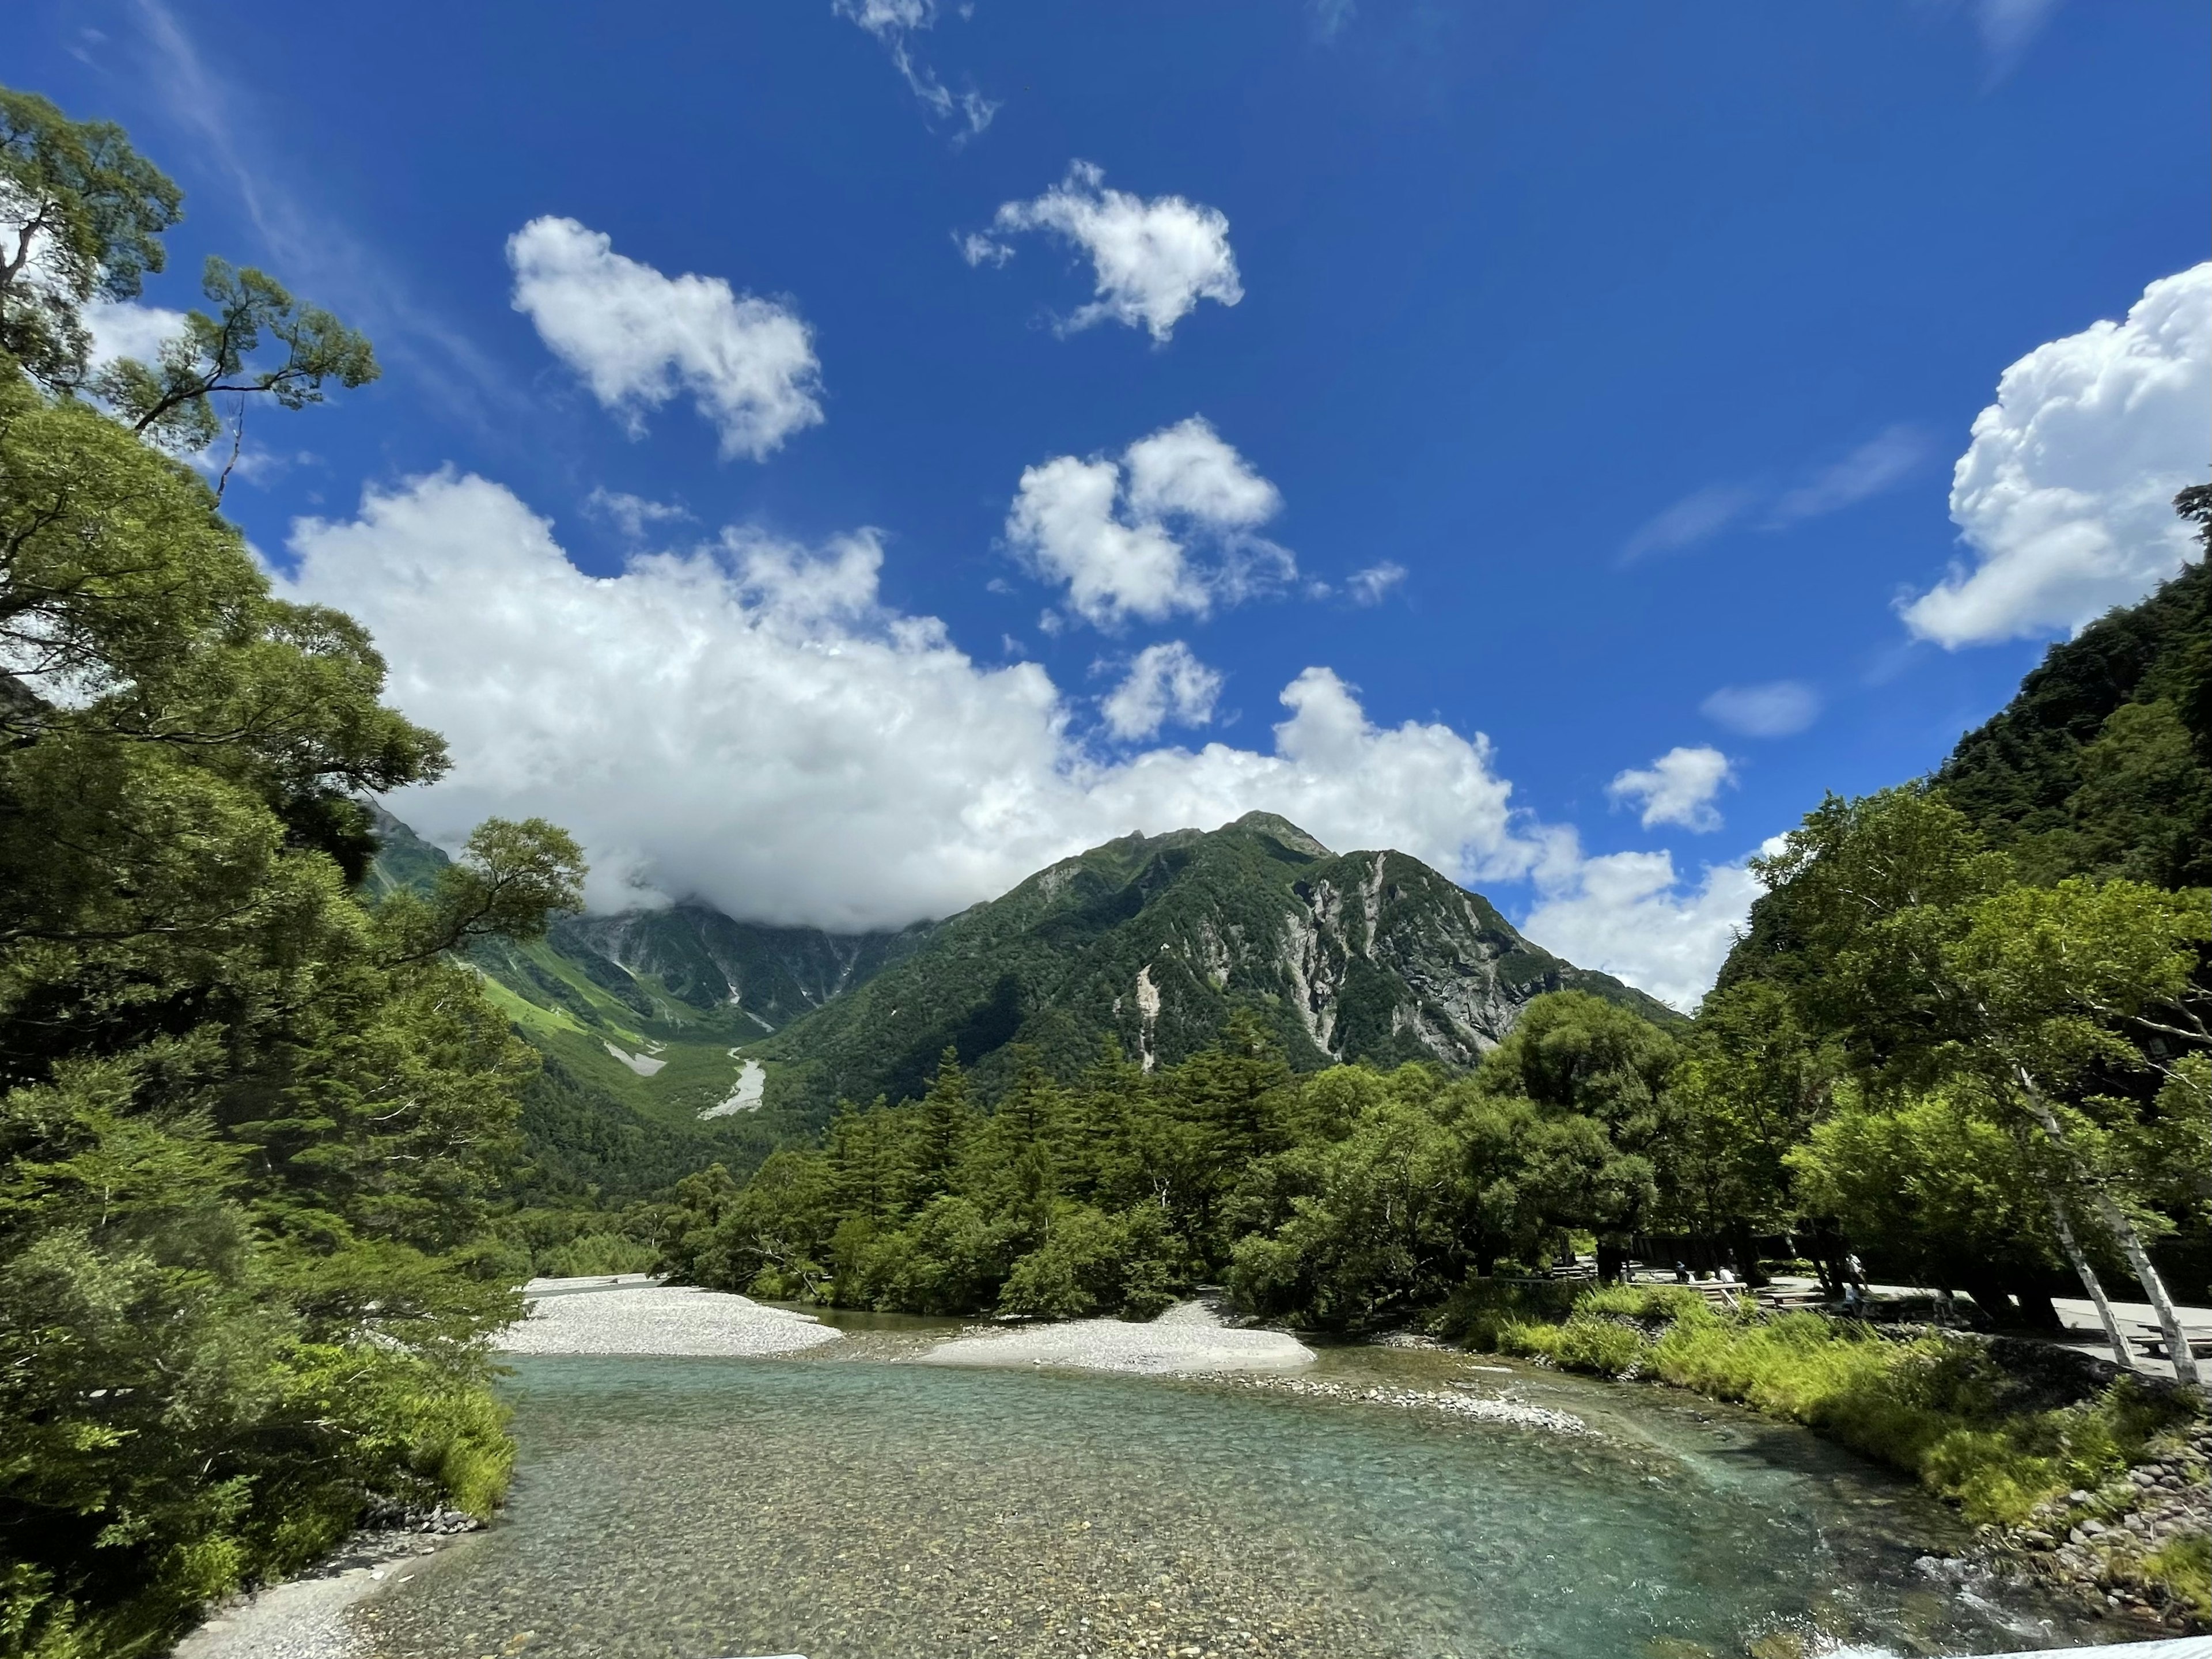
[2129,1329,2212,1361]
[1756,1289,1832,1311]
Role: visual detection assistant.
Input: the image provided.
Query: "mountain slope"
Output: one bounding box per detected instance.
[362,808,916,1189]
[747,811,1678,1120]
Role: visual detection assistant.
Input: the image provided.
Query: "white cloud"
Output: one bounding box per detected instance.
[1700,680,1820,738]
[271,471,1555,931]
[974,161,1243,342]
[582,488,694,540]
[1768,426,1929,525]
[1310,0,1357,41]
[1100,642,1223,741]
[1346,562,1407,605]
[1624,428,1930,565]
[506,217,824,461]
[834,0,998,139]
[1607,745,1734,832]
[1620,484,1756,563]
[1521,847,1770,1013]
[1902,263,2210,649]
[84,297,192,367]
[1005,416,1293,628]
[272,469,1757,1006]
[1977,0,2063,69]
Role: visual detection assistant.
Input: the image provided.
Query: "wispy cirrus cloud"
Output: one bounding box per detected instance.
[834,0,999,141]
[1619,427,1933,564]
[1345,562,1408,605]
[1767,426,1930,526]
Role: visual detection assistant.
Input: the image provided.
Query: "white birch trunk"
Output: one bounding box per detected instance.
[2044,1190,2134,1370]
[2089,1190,2202,1387]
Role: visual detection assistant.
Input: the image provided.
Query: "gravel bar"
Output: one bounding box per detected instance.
[493,1284,843,1357]
[919,1299,1315,1374]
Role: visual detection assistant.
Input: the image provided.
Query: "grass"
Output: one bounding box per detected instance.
[1442,1281,2201,1534]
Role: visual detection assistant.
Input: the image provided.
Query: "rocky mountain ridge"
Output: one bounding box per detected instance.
[744,812,1676,1119]
[368,805,1672,1154]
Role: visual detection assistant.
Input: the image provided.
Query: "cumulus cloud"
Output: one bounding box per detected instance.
[271,471,1551,929]
[1006,416,1293,627]
[1100,642,1223,741]
[1700,680,1820,738]
[968,161,1243,342]
[835,0,998,139]
[271,469,1759,1005]
[84,297,192,367]
[1902,263,2211,649]
[1346,562,1407,605]
[1522,847,1770,1013]
[506,217,824,461]
[1607,746,1734,832]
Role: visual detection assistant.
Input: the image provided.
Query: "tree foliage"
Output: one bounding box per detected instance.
[0,94,578,1657]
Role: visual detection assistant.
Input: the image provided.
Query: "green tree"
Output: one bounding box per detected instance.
[906,1047,977,1202]
[1472,993,1675,1278]
[0,112,578,1646]
[1751,787,2209,1380]
[0,88,181,392]
[1661,980,1832,1267]
[1790,1084,2067,1326]
[90,258,377,462]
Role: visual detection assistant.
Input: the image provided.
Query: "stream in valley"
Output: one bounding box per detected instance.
[350,1330,2115,1659]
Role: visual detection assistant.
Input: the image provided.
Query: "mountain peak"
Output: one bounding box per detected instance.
[1226,810,1334,857]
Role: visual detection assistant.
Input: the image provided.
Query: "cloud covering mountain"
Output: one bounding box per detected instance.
[273,469,1756,1007]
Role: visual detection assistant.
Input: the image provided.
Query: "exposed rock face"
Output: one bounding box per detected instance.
[748,811,1676,1119]
[549,906,930,1032]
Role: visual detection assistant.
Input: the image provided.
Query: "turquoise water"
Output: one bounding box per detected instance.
[353,1346,2102,1659]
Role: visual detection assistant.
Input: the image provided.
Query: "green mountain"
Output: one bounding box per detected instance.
[362,807,918,1194]
[1934,513,2210,888]
[746,811,1678,1121]
[373,806,1672,1179]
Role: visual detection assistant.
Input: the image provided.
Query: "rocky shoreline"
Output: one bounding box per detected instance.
[1937,1418,2212,1633]
[170,1512,481,1659]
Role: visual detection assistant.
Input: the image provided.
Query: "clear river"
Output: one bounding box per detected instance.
[350,1324,2112,1659]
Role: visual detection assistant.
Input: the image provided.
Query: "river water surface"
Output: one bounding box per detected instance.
[352,1331,2108,1659]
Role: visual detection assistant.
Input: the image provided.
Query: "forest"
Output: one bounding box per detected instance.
[0,89,583,1657]
[3,73,2210,1659]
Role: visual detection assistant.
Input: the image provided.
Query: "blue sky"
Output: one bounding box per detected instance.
[8,0,2208,1005]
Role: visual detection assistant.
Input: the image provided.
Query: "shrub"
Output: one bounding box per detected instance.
[535,1232,657,1278]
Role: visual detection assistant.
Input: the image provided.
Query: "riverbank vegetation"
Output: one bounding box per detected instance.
[1,89,584,1657]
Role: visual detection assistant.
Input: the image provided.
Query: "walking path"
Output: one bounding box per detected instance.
[1713,1275,2212,1382]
